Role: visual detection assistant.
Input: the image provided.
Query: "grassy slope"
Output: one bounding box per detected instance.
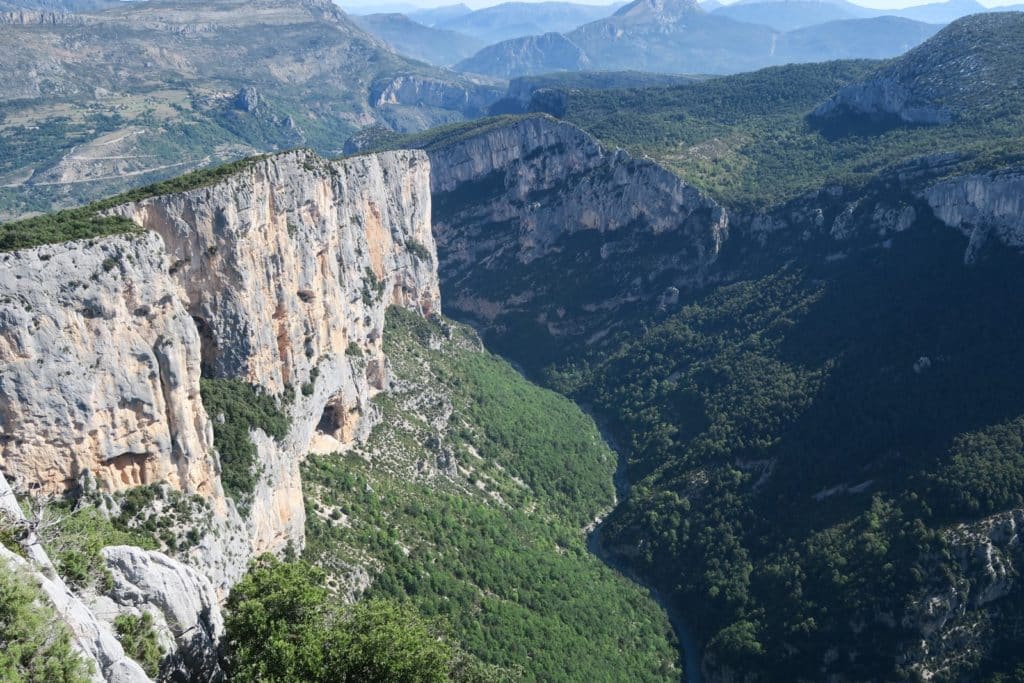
[303,308,679,682]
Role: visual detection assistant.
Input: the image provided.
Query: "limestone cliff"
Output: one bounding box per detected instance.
[0,232,219,500]
[921,167,1024,263]
[108,149,439,564]
[0,146,439,679]
[1,149,440,598]
[424,115,727,365]
[371,75,503,122]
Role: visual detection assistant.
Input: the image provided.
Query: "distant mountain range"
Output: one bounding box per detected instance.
[455,0,949,77]
[347,0,1018,74]
[352,12,485,65]
[436,1,625,42]
[352,1,625,44]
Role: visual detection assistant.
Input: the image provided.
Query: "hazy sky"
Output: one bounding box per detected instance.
[341,0,1020,11]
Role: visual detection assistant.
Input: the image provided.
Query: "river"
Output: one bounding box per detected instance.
[583,410,703,683]
[461,321,703,681]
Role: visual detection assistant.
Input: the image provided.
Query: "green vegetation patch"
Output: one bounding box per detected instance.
[114,612,162,678]
[556,59,1024,208]
[42,504,156,593]
[303,307,678,682]
[224,555,500,683]
[0,564,93,683]
[546,220,1024,679]
[112,483,212,554]
[200,378,291,504]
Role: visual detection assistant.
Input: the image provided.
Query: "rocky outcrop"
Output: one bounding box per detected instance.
[811,74,953,126]
[424,115,726,364]
[812,14,1024,126]
[0,473,150,683]
[921,167,1024,263]
[0,232,220,501]
[904,509,1024,680]
[0,10,82,25]
[370,75,504,127]
[97,546,226,682]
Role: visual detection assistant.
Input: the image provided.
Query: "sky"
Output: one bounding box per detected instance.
[339,0,1021,12]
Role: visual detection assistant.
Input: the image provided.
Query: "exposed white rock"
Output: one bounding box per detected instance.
[1,148,440,595]
[109,149,440,562]
[905,508,1024,679]
[921,169,1024,263]
[812,74,953,125]
[0,472,151,683]
[100,545,226,682]
[0,231,220,501]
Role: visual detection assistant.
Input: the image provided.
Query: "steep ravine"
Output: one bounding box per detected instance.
[417,114,1024,680]
[585,422,702,683]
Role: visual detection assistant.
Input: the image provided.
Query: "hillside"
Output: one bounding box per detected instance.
[546,16,1024,208]
[814,12,1024,125]
[0,0,502,220]
[305,308,680,680]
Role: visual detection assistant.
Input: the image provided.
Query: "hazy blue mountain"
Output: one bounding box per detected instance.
[712,0,870,31]
[778,15,943,59]
[888,0,988,23]
[439,1,624,43]
[353,12,484,65]
[456,31,592,77]
[406,2,472,26]
[456,0,941,77]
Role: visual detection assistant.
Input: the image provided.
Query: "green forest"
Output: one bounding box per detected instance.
[302,308,679,682]
[557,55,1024,208]
[546,217,1024,679]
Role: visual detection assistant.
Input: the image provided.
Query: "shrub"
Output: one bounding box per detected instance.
[113,612,162,677]
[224,556,459,683]
[200,379,291,503]
[0,565,92,682]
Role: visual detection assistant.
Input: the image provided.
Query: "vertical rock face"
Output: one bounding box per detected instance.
[424,115,727,365]
[110,149,439,558]
[1,148,440,590]
[921,168,1024,263]
[0,232,219,501]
